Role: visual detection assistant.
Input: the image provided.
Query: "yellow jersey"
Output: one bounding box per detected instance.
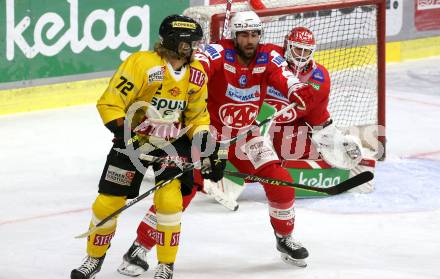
[97,51,210,139]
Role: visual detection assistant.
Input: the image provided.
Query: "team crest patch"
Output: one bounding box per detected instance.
[105,165,135,186]
[239,74,248,87]
[169,87,181,97]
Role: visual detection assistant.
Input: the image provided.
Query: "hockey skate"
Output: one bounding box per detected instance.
[154,263,174,279]
[71,254,106,279]
[275,233,309,268]
[117,241,150,277]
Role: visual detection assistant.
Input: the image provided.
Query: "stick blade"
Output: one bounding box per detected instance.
[74,226,97,239]
[325,171,374,195]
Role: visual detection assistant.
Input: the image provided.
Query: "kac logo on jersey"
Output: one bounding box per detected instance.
[225,84,260,102]
[219,103,259,128]
[225,49,235,62]
[256,52,269,64]
[265,99,297,124]
[239,74,247,87]
[312,68,325,82]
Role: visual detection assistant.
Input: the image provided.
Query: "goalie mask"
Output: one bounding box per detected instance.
[230,11,263,38]
[284,27,316,72]
[159,14,203,58]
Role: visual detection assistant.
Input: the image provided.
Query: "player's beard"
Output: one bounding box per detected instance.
[236,43,257,61]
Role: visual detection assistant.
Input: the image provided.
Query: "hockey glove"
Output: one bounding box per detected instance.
[311,122,363,170]
[287,82,314,111]
[193,131,227,182]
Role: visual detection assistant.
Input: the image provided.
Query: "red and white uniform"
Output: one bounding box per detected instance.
[135,40,312,248]
[196,39,308,234]
[199,39,304,139]
[266,46,331,160]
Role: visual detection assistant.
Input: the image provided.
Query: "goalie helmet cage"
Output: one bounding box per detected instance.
[184,0,386,159]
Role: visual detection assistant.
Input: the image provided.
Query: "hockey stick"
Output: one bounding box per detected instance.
[140,155,239,211]
[74,160,198,239]
[219,102,296,146]
[224,170,374,195]
[221,0,233,39]
[139,155,374,196]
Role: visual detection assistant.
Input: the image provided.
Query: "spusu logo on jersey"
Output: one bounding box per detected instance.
[151,96,186,117]
[219,103,259,128]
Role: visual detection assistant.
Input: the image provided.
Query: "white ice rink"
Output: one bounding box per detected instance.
[1,57,440,279]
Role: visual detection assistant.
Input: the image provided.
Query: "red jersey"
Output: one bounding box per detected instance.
[267,46,331,159]
[197,39,302,139]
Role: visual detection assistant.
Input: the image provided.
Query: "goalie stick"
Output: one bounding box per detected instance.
[139,155,374,196]
[74,159,198,239]
[224,170,374,195]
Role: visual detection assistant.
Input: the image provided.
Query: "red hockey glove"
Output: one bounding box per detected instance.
[287,83,314,111]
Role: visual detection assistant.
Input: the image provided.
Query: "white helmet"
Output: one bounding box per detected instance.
[230,11,263,38]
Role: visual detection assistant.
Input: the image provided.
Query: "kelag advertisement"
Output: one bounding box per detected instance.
[0,0,189,84]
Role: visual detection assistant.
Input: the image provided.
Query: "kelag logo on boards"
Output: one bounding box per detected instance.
[5,0,149,61]
[0,0,190,84]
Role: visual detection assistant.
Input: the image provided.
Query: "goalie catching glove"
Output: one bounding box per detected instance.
[193,131,227,182]
[311,121,363,170]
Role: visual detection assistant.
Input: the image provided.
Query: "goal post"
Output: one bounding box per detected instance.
[184,0,386,159]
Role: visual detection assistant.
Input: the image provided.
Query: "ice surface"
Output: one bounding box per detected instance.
[1,57,440,279]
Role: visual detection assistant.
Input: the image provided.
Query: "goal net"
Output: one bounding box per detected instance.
[184,0,386,158]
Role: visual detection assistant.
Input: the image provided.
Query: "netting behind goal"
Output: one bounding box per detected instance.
[184,0,386,155]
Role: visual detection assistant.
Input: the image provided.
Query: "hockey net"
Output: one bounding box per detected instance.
[184,0,386,158]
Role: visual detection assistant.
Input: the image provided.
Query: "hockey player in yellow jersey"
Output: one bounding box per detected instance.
[71,15,225,279]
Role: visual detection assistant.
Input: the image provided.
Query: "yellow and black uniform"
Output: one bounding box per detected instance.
[87,50,210,264]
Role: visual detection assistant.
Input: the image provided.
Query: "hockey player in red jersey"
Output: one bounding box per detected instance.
[117,11,314,277]
[267,27,363,169]
[266,26,331,160]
